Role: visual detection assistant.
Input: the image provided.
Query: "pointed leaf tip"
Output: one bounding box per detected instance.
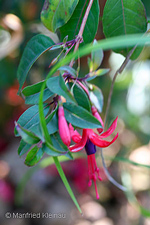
[17,34,55,90]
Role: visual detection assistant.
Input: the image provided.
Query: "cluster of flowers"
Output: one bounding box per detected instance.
[58,105,118,199]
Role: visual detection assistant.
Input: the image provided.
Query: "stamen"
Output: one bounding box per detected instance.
[92,154,102,181]
[87,153,101,199]
[93,177,99,199]
[88,155,92,186]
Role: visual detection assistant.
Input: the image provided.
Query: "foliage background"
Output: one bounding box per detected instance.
[0,0,150,225]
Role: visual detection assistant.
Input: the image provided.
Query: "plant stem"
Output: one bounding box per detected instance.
[104,46,137,127]
[100,148,127,192]
[69,0,94,67]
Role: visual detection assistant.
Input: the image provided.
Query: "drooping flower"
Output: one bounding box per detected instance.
[58,105,71,147]
[58,103,118,199]
[68,108,118,199]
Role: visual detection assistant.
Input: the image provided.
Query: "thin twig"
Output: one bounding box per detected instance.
[104,45,137,126]
[100,148,127,192]
[69,0,94,67]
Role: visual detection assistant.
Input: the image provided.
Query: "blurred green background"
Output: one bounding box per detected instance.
[0,1,150,225]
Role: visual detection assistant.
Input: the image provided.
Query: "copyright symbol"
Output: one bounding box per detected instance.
[5,212,11,219]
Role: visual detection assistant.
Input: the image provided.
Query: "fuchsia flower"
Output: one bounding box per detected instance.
[58,105,118,199]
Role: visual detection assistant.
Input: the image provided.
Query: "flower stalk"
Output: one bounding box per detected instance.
[69,0,94,67]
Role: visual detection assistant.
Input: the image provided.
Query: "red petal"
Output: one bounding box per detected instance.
[72,131,82,143]
[89,131,118,148]
[69,129,88,152]
[100,116,118,138]
[69,123,82,143]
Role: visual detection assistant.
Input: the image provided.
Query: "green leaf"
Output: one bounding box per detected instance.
[18,140,32,156]
[102,0,147,59]
[25,89,53,105]
[47,113,58,134]
[53,157,82,213]
[46,75,76,102]
[44,141,68,156]
[15,105,49,135]
[28,124,44,141]
[63,35,69,43]
[86,68,109,82]
[46,106,58,124]
[22,81,54,104]
[26,105,69,157]
[30,107,58,140]
[51,132,72,159]
[15,122,40,145]
[63,102,102,128]
[43,132,72,158]
[43,144,64,157]
[17,34,55,91]
[41,0,79,32]
[22,81,45,96]
[24,104,57,141]
[89,84,103,113]
[89,40,104,72]
[59,0,99,44]
[25,146,44,167]
[73,84,91,111]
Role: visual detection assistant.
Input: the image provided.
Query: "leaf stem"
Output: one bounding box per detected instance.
[69,0,94,67]
[100,148,127,192]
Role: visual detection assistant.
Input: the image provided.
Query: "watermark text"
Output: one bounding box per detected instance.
[5,212,66,219]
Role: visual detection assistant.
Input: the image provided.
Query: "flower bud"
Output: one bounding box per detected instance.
[58,106,71,147]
